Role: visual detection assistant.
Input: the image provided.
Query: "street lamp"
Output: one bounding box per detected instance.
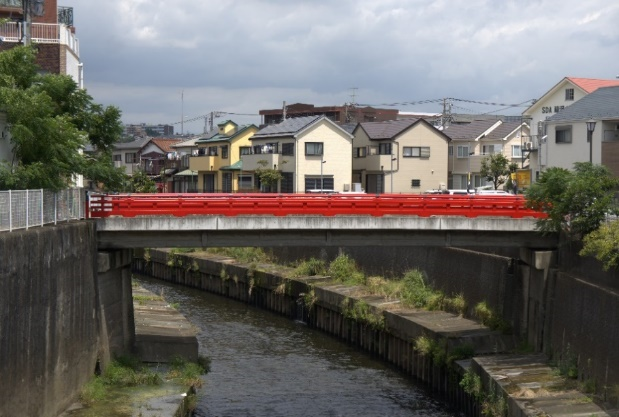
[320,157,326,192]
[586,119,597,164]
[466,149,474,193]
[390,155,397,193]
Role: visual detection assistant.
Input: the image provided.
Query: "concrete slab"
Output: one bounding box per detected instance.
[133,287,198,363]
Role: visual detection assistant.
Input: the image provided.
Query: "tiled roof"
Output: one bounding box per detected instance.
[114,137,151,150]
[547,86,619,122]
[253,115,323,138]
[196,124,257,143]
[150,138,183,153]
[485,121,525,140]
[441,120,499,141]
[567,77,619,94]
[358,119,419,140]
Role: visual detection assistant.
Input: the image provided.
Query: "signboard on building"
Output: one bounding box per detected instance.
[515,169,531,189]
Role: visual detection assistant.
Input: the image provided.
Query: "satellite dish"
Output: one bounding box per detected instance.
[31,0,45,17]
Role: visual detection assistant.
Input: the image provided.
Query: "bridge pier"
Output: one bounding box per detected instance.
[96,249,135,365]
[518,248,557,352]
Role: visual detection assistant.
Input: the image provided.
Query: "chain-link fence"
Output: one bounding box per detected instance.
[0,189,86,232]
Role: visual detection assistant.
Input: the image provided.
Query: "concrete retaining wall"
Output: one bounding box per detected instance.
[0,223,100,417]
[0,223,134,417]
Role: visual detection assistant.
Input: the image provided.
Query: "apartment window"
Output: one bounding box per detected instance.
[305,142,323,156]
[305,176,333,190]
[556,126,572,144]
[281,172,294,193]
[411,179,421,188]
[512,145,522,158]
[255,143,278,154]
[238,175,253,190]
[208,146,218,156]
[125,153,137,163]
[282,143,294,156]
[240,146,251,156]
[354,147,367,158]
[403,146,431,158]
[221,145,228,159]
[482,144,503,155]
[457,145,470,158]
[565,88,574,101]
[378,143,392,155]
[113,154,122,162]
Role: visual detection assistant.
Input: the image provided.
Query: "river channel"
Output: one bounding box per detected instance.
[137,277,462,417]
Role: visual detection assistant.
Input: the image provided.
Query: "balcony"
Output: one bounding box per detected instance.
[0,22,79,56]
[241,153,283,171]
[357,154,398,172]
[189,155,220,172]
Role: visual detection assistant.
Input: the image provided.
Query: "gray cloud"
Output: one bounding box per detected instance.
[76,0,619,135]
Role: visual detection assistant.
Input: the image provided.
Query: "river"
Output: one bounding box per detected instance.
[137,277,461,417]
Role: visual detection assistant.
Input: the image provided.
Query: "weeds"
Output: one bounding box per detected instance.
[167,355,211,388]
[474,301,511,333]
[341,298,385,330]
[206,247,271,264]
[292,258,327,277]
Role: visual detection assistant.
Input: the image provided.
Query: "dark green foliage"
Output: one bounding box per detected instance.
[479,154,512,190]
[525,163,619,237]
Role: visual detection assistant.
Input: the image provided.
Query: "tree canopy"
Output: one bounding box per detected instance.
[0,45,126,191]
[479,153,517,190]
[525,162,619,237]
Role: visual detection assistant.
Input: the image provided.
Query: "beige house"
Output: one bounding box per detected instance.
[522,77,619,179]
[189,120,258,192]
[444,120,530,191]
[242,116,353,193]
[352,118,450,194]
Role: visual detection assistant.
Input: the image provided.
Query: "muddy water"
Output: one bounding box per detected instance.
[137,277,461,417]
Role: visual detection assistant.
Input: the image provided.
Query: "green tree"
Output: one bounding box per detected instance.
[0,45,125,191]
[126,169,157,193]
[525,163,619,237]
[479,154,513,190]
[580,221,619,270]
[255,159,283,192]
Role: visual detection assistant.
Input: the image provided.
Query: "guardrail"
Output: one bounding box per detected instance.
[89,193,546,219]
[0,189,86,232]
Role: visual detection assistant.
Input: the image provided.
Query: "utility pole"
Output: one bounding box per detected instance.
[22,0,32,46]
[181,90,184,135]
[282,101,286,122]
[441,98,452,129]
[346,87,358,123]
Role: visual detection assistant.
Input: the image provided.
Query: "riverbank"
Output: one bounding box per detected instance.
[133,248,618,417]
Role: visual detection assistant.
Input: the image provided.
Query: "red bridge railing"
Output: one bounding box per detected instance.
[88,193,546,219]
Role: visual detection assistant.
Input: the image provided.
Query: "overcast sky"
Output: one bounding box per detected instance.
[75,0,619,135]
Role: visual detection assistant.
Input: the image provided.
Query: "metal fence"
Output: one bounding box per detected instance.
[0,189,86,232]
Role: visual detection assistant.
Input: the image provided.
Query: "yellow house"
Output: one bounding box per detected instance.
[189,120,258,192]
[352,118,451,193]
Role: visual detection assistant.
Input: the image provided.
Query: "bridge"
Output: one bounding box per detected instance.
[90,193,557,249]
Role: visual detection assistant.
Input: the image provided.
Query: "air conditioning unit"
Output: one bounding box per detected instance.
[525,142,533,150]
[343,183,350,192]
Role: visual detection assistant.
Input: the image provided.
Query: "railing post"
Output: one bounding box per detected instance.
[40,189,44,227]
[8,189,12,232]
[26,189,29,230]
[54,192,58,225]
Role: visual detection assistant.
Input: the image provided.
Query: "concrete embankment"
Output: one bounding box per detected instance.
[133,249,619,417]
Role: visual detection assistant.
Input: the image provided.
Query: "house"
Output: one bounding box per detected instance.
[112,137,151,176]
[259,103,399,125]
[522,77,619,179]
[0,1,81,87]
[242,115,353,193]
[189,120,258,192]
[442,120,530,191]
[352,118,451,194]
[544,86,619,177]
[170,137,200,193]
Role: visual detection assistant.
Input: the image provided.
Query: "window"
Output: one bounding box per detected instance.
[208,146,218,156]
[281,172,294,193]
[125,153,137,163]
[240,146,251,156]
[403,147,431,158]
[411,179,421,188]
[305,176,333,191]
[305,142,323,156]
[556,126,572,143]
[221,145,228,159]
[512,145,522,158]
[448,146,453,156]
[565,88,574,101]
[354,147,367,158]
[282,143,294,156]
[238,175,253,190]
[457,145,470,158]
[378,143,392,155]
[113,154,122,162]
[481,144,503,155]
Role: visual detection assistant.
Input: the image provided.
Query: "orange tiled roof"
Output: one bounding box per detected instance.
[150,138,183,153]
[567,77,619,93]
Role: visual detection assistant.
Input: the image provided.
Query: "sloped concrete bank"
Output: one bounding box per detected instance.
[133,249,528,416]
